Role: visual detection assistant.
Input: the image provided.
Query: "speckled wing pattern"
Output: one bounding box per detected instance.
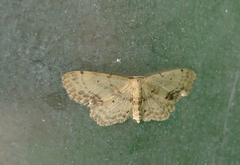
[62,69,196,126]
[141,69,196,122]
[62,71,132,126]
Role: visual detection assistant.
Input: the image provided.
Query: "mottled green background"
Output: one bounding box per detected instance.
[0,0,239,164]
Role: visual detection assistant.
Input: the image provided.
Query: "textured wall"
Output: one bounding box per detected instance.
[0,0,239,164]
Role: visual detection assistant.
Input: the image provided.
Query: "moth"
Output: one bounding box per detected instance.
[62,69,196,126]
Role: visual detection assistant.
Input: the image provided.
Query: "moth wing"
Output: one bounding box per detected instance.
[143,69,196,103]
[141,69,196,122]
[62,71,130,106]
[62,71,133,126]
[90,87,132,126]
[141,84,175,122]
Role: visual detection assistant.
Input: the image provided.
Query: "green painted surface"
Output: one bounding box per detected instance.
[0,0,239,164]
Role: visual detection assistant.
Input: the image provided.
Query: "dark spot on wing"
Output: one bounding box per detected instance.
[142,97,147,101]
[165,92,174,100]
[159,73,164,77]
[117,90,122,94]
[151,88,155,93]
[170,78,172,80]
[94,94,101,100]
[80,71,84,74]
[165,90,182,101]
[181,69,183,72]
[97,80,99,83]
[107,74,112,78]
[128,76,134,79]
[112,100,115,103]
[150,87,160,94]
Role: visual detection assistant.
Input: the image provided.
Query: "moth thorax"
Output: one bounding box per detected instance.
[130,78,143,123]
